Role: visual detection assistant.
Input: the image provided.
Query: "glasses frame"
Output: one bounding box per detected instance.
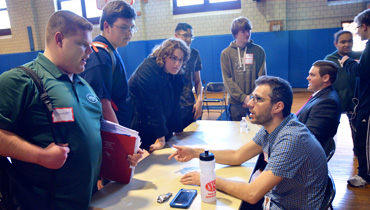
[250,94,269,104]
[113,24,138,33]
[168,55,184,64]
[177,33,195,41]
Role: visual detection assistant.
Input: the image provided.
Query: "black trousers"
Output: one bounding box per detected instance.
[353,109,370,181]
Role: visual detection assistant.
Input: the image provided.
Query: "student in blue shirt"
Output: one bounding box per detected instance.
[81,0,136,128]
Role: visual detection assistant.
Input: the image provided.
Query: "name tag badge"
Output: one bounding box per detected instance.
[263,196,271,210]
[52,107,74,123]
[244,53,253,65]
[263,151,268,162]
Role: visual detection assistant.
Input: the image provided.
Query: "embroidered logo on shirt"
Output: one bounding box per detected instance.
[52,107,74,123]
[86,93,99,103]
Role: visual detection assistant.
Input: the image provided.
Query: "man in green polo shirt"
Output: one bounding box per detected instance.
[0,11,102,209]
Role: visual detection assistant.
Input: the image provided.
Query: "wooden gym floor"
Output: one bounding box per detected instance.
[201,91,370,210]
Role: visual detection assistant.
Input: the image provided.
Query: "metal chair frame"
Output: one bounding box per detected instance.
[201,82,228,120]
[319,172,336,210]
[324,138,336,162]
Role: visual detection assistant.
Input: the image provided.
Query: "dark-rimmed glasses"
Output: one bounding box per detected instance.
[169,56,184,64]
[250,95,269,104]
[113,24,138,33]
[177,33,195,41]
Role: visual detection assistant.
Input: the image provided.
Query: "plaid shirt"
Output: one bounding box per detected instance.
[253,114,328,210]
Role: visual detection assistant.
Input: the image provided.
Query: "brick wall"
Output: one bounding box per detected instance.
[0,0,55,54]
[0,0,366,54]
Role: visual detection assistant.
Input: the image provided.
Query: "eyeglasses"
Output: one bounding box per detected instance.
[169,55,184,64]
[177,33,195,41]
[250,95,269,104]
[356,24,367,29]
[113,24,138,33]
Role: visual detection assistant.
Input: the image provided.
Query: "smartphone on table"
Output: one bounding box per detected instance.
[169,189,197,209]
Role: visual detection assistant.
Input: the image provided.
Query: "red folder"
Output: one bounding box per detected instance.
[99,130,137,184]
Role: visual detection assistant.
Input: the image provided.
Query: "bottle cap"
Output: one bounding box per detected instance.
[199,150,214,161]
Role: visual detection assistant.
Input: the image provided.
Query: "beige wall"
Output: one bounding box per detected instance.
[0,0,366,54]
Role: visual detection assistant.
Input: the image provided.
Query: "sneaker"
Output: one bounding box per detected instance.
[348,175,370,187]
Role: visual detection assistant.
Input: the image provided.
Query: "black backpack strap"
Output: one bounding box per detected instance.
[16,66,61,209]
[1,66,60,209]
[17,66,59,144]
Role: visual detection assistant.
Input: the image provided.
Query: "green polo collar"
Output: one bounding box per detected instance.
[34,53,84,84]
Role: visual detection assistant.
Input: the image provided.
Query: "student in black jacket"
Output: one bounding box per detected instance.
[129,38,190,152]
[341,9,370,187]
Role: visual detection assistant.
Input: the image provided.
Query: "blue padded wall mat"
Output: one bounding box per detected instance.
[0,51,41,74]
[0,27,341,88]
[288,28,340,87]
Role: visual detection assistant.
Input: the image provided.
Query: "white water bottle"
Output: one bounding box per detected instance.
[240,117,248,132]
[199,150,216,203]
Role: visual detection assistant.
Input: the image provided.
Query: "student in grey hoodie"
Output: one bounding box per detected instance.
[221,16,267,121]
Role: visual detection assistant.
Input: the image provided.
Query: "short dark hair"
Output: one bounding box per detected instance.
[175,23,193,33]
[334,30,353,44]
[100,0,137,31]
[255,76,293,117]
[312,60,339,84]
[355,8,370,27]
[150,38,190,69]
[46,10,93,44]
[231,16,252,38]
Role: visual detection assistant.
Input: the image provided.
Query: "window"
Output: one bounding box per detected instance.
[57,0,102,24]
[0,0,11,36]
[173,0,241,15]
[328,0,367,6]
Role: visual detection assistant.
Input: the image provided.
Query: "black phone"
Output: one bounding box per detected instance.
[169,189,197,209]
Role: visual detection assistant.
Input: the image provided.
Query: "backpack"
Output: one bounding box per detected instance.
[91,41,118,111]
[91,41,116,74]
[0,66,57,210]
[0,157,14,210]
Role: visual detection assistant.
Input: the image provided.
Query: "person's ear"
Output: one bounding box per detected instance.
[364,24,369,32]
[322,74,330,83]
[273,101,284,114]
[103,21,111,33]
[55,32,64,48]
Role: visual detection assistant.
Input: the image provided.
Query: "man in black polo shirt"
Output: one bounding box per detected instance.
[174,23,203,130]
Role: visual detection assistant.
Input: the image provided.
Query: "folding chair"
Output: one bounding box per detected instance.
[324,138,336,162]
[201,82,227,120]
[319,172,336,210]
[239,153,266,210]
